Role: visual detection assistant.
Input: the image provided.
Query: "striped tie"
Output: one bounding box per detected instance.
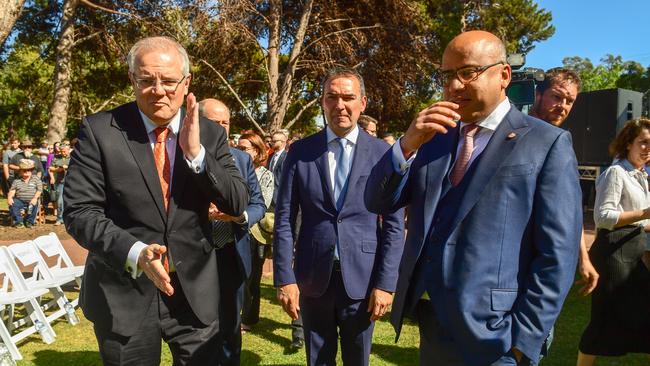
[450,124,480,186]
[153,126,171,272]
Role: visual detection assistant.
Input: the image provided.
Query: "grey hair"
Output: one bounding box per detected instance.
[127,36,190,76]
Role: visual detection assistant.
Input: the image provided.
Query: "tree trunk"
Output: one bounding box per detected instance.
[47,0,79,144]
[0,0,25,47]
[265,0,314,134]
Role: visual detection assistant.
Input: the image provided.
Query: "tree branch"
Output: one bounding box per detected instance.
[72,30,102,46]
[199,59,265,135]
[79,0,138,18]
[298,23,382,61]
[284,98,318,130]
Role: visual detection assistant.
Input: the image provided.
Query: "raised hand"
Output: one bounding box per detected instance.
[179,92,201,160]
[400,101,460,158]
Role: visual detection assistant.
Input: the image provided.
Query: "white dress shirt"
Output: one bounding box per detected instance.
[594,158,650,231]
[392,98,512,174]
[326,125,359,191]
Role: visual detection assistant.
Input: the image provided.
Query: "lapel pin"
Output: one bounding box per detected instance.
[506,132,517,140]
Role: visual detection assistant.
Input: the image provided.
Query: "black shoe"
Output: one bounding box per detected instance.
[24,221,32,228]
[291,337,304,349]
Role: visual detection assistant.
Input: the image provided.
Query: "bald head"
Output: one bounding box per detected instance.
[199,98,231,134]
[441,30,511,123]
[445,31,507,63]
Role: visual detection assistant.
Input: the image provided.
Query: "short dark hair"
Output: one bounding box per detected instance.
[609,118,650,159]
[321,67,366,97]
[536,68,582,94]
[357,115,378,129]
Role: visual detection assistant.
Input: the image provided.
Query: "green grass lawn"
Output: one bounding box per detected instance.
[7,279,649,365]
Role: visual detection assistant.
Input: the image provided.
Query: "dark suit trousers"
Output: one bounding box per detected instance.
[416,300,534,366]
[93,274,220,366]
[300,266,374,366]
[241,238,266,326]
[216,243,247,365]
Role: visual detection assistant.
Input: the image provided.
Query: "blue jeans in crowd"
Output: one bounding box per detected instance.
[55,182,64,223]
[10,198,39,225]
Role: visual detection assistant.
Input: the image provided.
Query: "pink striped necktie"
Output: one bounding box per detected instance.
[449,124,480,186]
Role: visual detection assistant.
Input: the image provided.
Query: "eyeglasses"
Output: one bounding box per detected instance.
[132,74,187,93]
[435,61,505,86]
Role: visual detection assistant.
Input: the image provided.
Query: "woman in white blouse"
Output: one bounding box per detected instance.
[577,118,650,366]
[237,132,274,332]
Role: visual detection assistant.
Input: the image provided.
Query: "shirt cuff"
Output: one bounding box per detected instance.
[392,137,417,174]
[185,145,206,174]
[126,241,148,279]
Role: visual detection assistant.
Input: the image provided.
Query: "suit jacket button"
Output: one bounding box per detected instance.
[337,219,342,223]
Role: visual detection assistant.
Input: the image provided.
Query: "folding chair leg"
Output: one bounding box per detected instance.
[0,320,22,360]
[24,299,55,344]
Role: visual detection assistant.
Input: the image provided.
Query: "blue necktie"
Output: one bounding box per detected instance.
[333,138,351,260]
[334,138,351,210]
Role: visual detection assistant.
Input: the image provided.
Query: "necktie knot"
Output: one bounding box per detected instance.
[154,127,169,144]
[463,124,480,138]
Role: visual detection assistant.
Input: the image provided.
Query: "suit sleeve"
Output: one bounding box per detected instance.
[243,154,266,227]
[273,149,299,287]
[63,117,140,270]
[511,131,581,361]
[195,121,249,217]
[365,146,412,215]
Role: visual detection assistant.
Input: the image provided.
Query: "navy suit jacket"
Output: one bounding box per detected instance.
[274,129,405,300]
[365,106,581,364]
[228,148,266,278]
[268,150,287,207]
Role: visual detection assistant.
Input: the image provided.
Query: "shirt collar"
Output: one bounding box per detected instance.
[460,97,511,132]
[619,158,649,177]
[326,125,359,145]
[138,109,181,136]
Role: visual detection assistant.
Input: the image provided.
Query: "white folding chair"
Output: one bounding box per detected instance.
[31,233,83,290]
[6,241,79,327]
[0,246,56,361]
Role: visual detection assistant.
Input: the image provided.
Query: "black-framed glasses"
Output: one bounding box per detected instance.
[435,61,505,86]
[132,74,187,93]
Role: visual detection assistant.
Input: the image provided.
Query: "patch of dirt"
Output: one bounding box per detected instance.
[0,208,73,241]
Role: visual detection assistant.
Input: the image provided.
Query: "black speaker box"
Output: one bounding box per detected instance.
[563,88,643,166]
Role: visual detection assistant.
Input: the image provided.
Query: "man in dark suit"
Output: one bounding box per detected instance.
[199,98,266,365]
[63,37,249,366]
[274,68,405,366]
[366,31,582,365]
[267,130,287,206]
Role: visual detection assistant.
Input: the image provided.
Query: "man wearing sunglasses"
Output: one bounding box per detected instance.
[366,30,581,365]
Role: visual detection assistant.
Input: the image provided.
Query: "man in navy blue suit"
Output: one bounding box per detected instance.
[199,98,266,365]
[365,31,582,365]
[273,68,405,366]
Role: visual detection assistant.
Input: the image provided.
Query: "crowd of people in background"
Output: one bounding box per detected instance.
[3,30,650,366]
[0,137,72,227]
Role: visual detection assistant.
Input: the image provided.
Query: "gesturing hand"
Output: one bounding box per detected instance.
[277,284,300,320]
[400,101,460,159]
[576,257,599,295]
[179,92,201,160]
[367,288,393,321]
[138,243,174,296]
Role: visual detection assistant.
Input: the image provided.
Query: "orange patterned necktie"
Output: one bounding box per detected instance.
[153,126,171,273]
[449,124,480,186]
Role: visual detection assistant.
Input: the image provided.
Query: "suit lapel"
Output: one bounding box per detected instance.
[167,109,188,226]
[112,103,167,223]
[344,131,371,206]
[449,107,531,231]
[313,130,337,210]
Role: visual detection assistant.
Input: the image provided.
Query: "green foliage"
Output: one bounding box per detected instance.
[562,54,640,92]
